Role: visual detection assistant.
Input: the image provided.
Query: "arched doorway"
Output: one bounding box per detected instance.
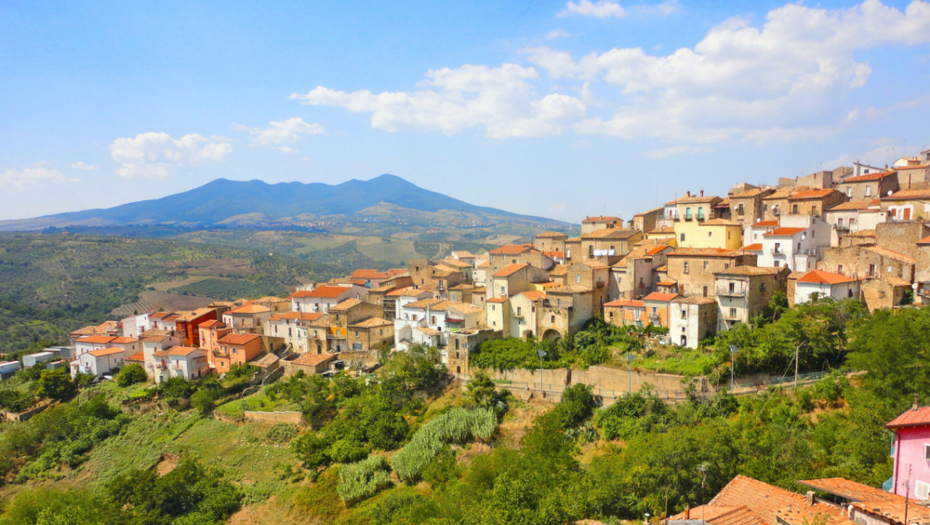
[680,335,687,347]
[542,329,562,343]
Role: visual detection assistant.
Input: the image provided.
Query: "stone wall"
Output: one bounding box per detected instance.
[243,410,303,425]
[485,365,705,400]
[2,401,54,422]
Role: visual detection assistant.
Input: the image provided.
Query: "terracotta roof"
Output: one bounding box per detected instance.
[752,220,779,227]
[789,189,838,200]
[110,337,139,344]
[715,266,784,276]
[292,353,336,367]
[581,228,639,240]
[125,351,145,362]
[881,188,930,200]
[218,333,261,345]
[670,248,741,257]
[517,291,547,302]
[844,229,876,238]
[646,245,669,256]
[330,298,363,311]
[827,201,873,211]
[676,194,719,203]
[887,406,930,428]
[291,286,351,299]
[149,312,174,320]
[198,319,225,329]
[351,269,387,280]
[742,243,763,251]
[535,231,569,238]
[655,264,668,272]
[542,250,564,258]
[604,299,643,308]
[643,292,679,302]
[88,347,124,357]
[797,270,855,285]
[633,206,664,217]
[656,280,676,286]
[648,226,675,234]
[269,312,325,322]
[486,297,508,303]
[440,258,472,269]
[581,215,620,223]
[565,236,582,242]
[865,246,914,264]
[798,478,930,524]
[229,304,271,314]
[918,236,930,245]
[547,285,593,294]
[763,187,806,200]
[879,275,912,287]
[671,505,765,525]
[674,296,716,305]
[350,317,393,328]
[549,264,568,276]
[451,250,475,258]
[415,327,443,336]
[489,244,536,255]
[493,263,528,277]
[708,475,846,525]
[77,335,117,345]
[174,307,217,321]
[446,302,484,315]
[168,346,202,357]
[405,298,446,309]
[729,187,773,198]
[704,219,741,226]
[763,227,806,237]
[842,170,895,182]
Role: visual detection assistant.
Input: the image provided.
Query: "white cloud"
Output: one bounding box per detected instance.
[290,64,586,138]
[558,0,627,19]
[0,167,79,191]
[647,145,707,158]
[547,29,570,39]
[71,161,99,171]
[109,132,232,178]
[630,0,679,16]
[238,117,326,149]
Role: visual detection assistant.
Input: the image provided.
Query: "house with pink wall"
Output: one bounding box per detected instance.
[888,404,930,499]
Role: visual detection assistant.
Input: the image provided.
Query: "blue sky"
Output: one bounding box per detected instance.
[2,0,929,223]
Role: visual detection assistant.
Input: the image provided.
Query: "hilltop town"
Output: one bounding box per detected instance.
[2,149,930,524]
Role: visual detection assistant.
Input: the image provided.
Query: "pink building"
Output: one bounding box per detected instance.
[888,404,930,499]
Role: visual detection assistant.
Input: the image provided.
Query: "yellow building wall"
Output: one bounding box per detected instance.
[673,222,742,250]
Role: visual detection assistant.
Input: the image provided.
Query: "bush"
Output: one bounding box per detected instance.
[191,389,216,416]
[266,424,298,444]
[36,368,75,401]
[390,407,496,483]
[336,456,392,505]
[115,364,147,387]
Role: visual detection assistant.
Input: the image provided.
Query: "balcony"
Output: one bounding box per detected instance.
[770,248,783,255]
[716,286,747,297]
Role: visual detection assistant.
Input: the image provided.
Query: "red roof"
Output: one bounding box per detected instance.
[789,189,836,200]
[489,244,536,255]
[218,333,262,345]
[742,243,763,251]
[753,220,779,227]
[293,286,351,299]
[88,347,124,357]
[493,263,527,277]
[198,319,225,329]
[352,269,387,280]
[269,312,325,322]
[797,269,855,285]
[918,236,930,245]
[843,170,895,182]
[487,297,507,303]
[643,292,679,302]
[77,335,117,344]
[519,290,547,301]
[582,216,619,223]
[124,351,145,362]
[707,475,847,525]
[887,406,930,428]
[604,299,644,308]
[110,337,139,344]
[763,227,806,237]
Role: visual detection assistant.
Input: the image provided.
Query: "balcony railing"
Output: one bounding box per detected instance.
[716,286,747,297]
[770,248,783,255]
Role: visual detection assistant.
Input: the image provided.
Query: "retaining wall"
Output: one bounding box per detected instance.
[243,410,303,425]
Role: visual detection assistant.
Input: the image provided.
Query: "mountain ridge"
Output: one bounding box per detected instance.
[0,174,571,231]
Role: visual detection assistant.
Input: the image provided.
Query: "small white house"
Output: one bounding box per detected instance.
[23,351,56,368]
[0,361,22,376]
[794,270,860,305]
[120,313,151,338]
[758,216,831,272]
[153,347,210,382]
[71,347,126,377]
[288,285,367,314]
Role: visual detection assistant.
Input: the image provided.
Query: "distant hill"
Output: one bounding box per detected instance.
[0,174,573,232]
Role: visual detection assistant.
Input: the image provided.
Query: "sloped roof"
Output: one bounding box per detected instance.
[229,304,271,314]
[670,248,741,257]
[125,351,145,362]
[198,319,225,329]
[168,346,202,357]
[887,406,930,428]
[489,244,536,255]
[604,299,643,308]
[350,317,393,328]
[643,292,679,302]
[549,264,568,276]
[633,206,664,217]
[763,227,806,237]
[110,337,139,344]
[752,220,779,227]
[703,219,741,226]
[842,170,895,182]
[742,243,763,251]
[582,215,620,223]
[674,296,717,305]
[77,335,117,344]
[218,333,262,345]
[330,298,363,311]
[405,298,446,309]
[715,265,784,276]
[290,286,351,299]
[581,228,639,240]
[517,291,547,302]
[797,269,855,285]
[799,478,930,524]
[452,250,475,257]
[493,263,528,277]
[827,201,873,211]
[918,236,930,245]
[293,353,336,367]
[547,285,593,294]
[88,347,124,357]
[881,188,930,200]
[269,312,325,322]
[789,189,838,200]
[535,231,569,238]
[708,475,846,525]
[670,505,764,525]
[352,269,388,279]
[865,246,914,264]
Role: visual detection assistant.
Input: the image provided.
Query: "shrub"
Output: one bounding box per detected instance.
[390,407,496,483]
[336,456,392,505]
[36,368,75,401]
[191,389,216,416]
[115,364,147,387]
[266,423,298,444]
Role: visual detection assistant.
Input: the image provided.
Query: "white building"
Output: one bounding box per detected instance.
[758,216,831,272]
[153,347,210,382]
[264,312,326,354]
[794,270,860,305]
[288,285,367,314]
[668,296,717,349]
[71,347,125,377]
[0,361,22,376]
[120,313,151,338]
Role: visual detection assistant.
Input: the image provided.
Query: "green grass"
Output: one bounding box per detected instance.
[355,237,422,265]
[618,346,720,377]
[214,392,299,417]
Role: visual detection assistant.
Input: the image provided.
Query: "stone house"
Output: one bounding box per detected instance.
[861,277,913,311]
[918,236,930,305]
[447,284,479,304]
[757,216,831,272]
[264,312,326,354]
[283,353,336,377]
[609,245,672,301]
[446,328,502,378]
[484,246,555,273]
[881,189,930,222]
[288,284,367,314]
[713,266,789,331]
[439,258,474,285]
[537,285,594,341]
[603,299,647,328]
[665,248,757,299]
[794,270,860,305]
[674,219,743,250]
[581,215,622,234]
[350,269,389,288]
[329,299,384,353]
[299,316,331,355]
[505,291,544,339]
[818,244,915,283]
[786,188,847,218]
[727,187,775,233]
[347,317,394,352]
[632,207,664,232]
[894,164,930,190]
[563,237,582,264]
[824,201,886,237]
[565,261,610,311]
[222,304,271,334]
[579,228,643,262]
[836,170,898,202]
[488,263,551,300]
[675,192,722,222]
[534,231,569,253]
[669,296,717,349]
[641,292,680,328]
[450,251,476,265]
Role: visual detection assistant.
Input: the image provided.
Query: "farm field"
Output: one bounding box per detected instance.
[110,290,216,317]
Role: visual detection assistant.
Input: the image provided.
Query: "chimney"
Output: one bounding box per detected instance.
[805,491,815,506]
[687,191,691,197]
[685,507,690,520]
[700,190,704,197]
[914,393,920,410]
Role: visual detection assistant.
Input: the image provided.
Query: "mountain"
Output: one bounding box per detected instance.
[0,174,572,232]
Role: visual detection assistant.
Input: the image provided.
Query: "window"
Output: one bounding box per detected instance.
[868,264,876,277]
[686,208,692,219]
[609,311,614,319]
[517,307,522,315]
[681,233,686,242]
[837,218,843,227]
[576,274,581,283]
[728,283,735,294]
[792,204,799,214]
[354,330,359,337]
[681,309,687,318]
[865,185,872,197]
[703,261,708,270]
[917,479,930,500]
[379,329,383,335]
[232,348,238,355]
[431,316,436,325]
[724,263,730,269]
[846,187,852,197]
[683,262,690,274]
[551,315,555,323]
[774,260,781,267]
[651,307,657,315]
[708,231,712,237]
[729,308,737,318]
[837,264,844,274]
[491,305,495,311]
[703,285,708,297]
[698,207,704,219]
[727,231,731,240]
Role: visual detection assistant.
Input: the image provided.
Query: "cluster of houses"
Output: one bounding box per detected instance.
[665,403,930,525]
[6,148,929,383]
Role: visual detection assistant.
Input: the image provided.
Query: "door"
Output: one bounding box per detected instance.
[903,208,911,220]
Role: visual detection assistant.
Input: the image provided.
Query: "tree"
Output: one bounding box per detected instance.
[191,389,216,416]
[37,368,75,401]
[465,369,498,408]
[115,364,147,387]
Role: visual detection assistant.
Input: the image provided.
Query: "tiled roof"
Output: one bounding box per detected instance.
[168,346,202,357]
[604,299,643,308]
[125,351,145,362]
[198,319,225,329]
[269,312,325,322]
[886,406,930,428]
[549,264,568,276]
[656,280,677,286]
[88,347,124,357]
[452,250,475,257]
[547,285,593,294]
[789,189,838,200]
[704,219,741,226]
[633,206,664,217]
[798,478,930,524]
[655,264,668,272]
[752,220,779,227]
[351,269,387,279]
[827,201,873,211]
[110,337,139,344]
[493,263,528,277]
[290,286,351,299]
[415,326,443,336]
[643,292,679,302]
[229,304,271,314]
[715,266,784,276]
[729,187,772,198]
[763,227,807,237]
[292,353,336,367]
[670,505,764,525]
[676,194,719,203]
[350,317,393,328]
[648,226,676,233]
[440,258,472,269]
[542,250,564,258]
[486,297,508,303]
[218,333,261,345]
[77,335,117,344]
[330,298,363,311]
[535,231,569,238]
[670,248,741,257]
[881,188,930,200]
[797,269,855,285]
[646,245,669,256]
[879,275,912,287]
[581,228,639,240]
[918,236,930,245]
[742,243,763,251]
[581,215,620,223]
[842,170,895,182]
[517,291,547,302]
[708,475,846,525]
[489,244,536,255]
[865,246,914,264]
[405,298,445,309]
[446,302,484,315]
[844,229,876,238]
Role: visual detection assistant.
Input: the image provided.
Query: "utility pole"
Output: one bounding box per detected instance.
[626,352,636,395]
[795,343,800,389]
[537,350,546,392]
[729,345,738,390]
